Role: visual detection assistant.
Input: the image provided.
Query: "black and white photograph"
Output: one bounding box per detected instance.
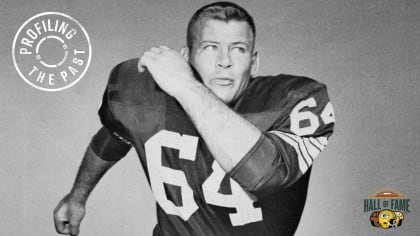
[1,0,418,235]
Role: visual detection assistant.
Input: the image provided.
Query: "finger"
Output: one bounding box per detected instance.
[69,224,80,236]
[158,46,173,56]
[149,47,167,60]
[159,45,170,51]
[138,51,156,72]
[69,217,81,236]
[54,220,66,234]
[54,208,70,234]
[54,220,71,234]
[138,64,146,73]
[138,56,147,73]
[138,58,146,72]
[149,47,161,54]
[180,47,189,60]
[64,224,71,234]
[144,50,158,58]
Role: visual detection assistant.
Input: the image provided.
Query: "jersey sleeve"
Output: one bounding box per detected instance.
[229,81,335,197]
[90,64,132,161]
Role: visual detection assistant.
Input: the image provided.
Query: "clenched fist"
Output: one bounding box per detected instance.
[53,194,86,236]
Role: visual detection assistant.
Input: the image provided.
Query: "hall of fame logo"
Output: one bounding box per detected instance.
[12,12,91,91]
[364,188,410,229]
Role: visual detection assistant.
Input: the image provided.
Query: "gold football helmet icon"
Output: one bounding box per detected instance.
[373,209,404,229]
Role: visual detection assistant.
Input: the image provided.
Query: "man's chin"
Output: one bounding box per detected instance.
[215,93,233,104]
[207,86,234,103]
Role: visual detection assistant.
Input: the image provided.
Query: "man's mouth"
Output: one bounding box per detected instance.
[211,77,234,86]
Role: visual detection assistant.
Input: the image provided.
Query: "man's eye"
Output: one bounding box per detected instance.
[232,47,246,53]
[203,45,217,50]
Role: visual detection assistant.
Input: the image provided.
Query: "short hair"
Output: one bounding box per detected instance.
[186,1,256,50]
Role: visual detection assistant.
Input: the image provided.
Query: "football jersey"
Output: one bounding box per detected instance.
[93,58,335,236]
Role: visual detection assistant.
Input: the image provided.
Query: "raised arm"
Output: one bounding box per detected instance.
[139,47,335,198]
[138,46,261,172]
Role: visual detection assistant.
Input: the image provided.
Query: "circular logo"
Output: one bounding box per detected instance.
[12,12,91,91]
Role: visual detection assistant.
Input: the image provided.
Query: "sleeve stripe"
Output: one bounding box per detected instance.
[308,138,322,152]
[112,131,132,145]
[309,137,325,150]
[286,133,327,160]
[269,131,329,174]
[281,132,314,162]
[269,131,310,173]
[303,138,319,161]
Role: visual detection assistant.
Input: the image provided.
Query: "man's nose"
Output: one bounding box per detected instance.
[216,49,232,69]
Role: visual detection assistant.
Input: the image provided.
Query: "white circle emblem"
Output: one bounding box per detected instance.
[12,12,92,91]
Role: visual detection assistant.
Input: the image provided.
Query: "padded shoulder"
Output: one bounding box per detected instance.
[236,74,326,113]
[252,74,324,98]
[105,58,164,106]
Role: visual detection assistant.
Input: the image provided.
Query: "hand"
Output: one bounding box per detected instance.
[138,46,196,97]
[53,194,86,236]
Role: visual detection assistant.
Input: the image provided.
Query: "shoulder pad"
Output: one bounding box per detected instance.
[236,74,325,112]
[106,58,165,105]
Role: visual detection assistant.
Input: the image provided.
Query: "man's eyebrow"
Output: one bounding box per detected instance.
[231,42,249,46]
[199,41,220,46]
[199,41,250,47]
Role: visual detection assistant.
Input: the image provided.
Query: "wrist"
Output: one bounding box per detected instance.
[68,187,89,205]
[171,76,204,101]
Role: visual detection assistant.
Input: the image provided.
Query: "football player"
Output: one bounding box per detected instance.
[54,2,335,236]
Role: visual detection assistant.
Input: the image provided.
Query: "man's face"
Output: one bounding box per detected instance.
[188,19,258,104]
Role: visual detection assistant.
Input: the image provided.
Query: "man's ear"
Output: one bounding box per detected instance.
[251,50,259,76]
[180,47,190,61]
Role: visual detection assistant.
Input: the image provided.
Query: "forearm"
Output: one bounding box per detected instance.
[69,144,117,204]
[174,80,261,172]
